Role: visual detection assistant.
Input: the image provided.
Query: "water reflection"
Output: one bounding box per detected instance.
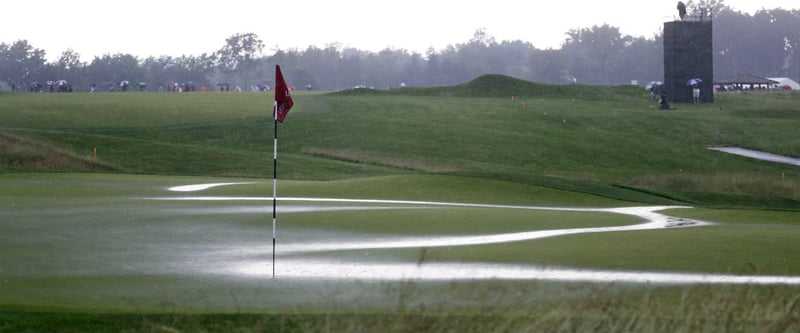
[155,183,800,285]
[229,259,800,285]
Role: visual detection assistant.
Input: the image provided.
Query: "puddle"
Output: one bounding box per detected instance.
[162,205,420,215]
[227,259,800,285]
[709,147,800,166]
[155,182,800,285]
[273,205,702,253]
[168,182,259,192]
[152,194,706,252]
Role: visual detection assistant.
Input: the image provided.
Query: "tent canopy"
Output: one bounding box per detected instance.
[715,73,778,85]
[767,77,800,90]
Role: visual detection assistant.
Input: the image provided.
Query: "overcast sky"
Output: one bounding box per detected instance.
[2,0,797,61]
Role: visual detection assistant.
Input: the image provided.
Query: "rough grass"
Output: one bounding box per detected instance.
[2,284,798,333]
[0,130,120,172]
[302,146,464,172]
[627,172,800,203]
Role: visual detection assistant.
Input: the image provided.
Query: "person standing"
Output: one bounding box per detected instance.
[692,85,700,104]
[660,91,671,110]
[677,2,687,20]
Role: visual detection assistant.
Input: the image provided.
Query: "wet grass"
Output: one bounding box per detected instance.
[1,173,798,283]
[286,208,639,236]
[423,226,800,274]
[664,207,800,226]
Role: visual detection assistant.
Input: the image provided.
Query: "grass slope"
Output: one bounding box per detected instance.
[306,78,800,208]
[336,74,644,100]
[2,77,799,209]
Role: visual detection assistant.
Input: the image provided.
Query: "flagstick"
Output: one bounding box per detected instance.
[272,100,278,278]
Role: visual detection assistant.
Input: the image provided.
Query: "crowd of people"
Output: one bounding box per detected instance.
[5,80,73,92]
[3,80,280,93]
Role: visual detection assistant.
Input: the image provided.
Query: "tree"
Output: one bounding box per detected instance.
[0,40,47,87]
[685,0,729,20]
[562,24,627,84]
[528,48,569,84]
[87,53,143,91]
[8,6,798,92]
[53,49,85,89]
[713,8,800,78]
[215,33,264,88]
[141,54,214,90]
[759,9,800,78]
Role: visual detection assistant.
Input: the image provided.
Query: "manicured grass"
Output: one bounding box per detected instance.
[421,225,800,274]
[285,208,639,237]
[664,207,800,225]
[1,173,797,293]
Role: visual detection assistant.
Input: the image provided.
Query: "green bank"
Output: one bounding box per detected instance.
[2,76,798,209]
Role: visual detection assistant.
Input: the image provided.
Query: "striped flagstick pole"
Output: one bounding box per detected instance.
[272,100,278,278]
[271,64,293,279]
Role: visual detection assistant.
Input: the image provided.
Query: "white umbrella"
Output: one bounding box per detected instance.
[645,81,663,90]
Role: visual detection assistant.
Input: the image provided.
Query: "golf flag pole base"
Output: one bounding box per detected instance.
[272,237,276,277]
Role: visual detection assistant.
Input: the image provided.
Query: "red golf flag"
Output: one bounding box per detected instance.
[274,65,293,123]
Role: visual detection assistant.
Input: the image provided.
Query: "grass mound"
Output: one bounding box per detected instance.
[332,74,646,100]
[440,74,645,100]
[330,87,390,96]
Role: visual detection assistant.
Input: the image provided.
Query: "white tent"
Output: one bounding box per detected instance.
[768,77,800,90]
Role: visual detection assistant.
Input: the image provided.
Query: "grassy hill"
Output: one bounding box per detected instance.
[335,74,644,100]
[1,75,799,209]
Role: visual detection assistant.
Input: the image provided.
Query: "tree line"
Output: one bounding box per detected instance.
[2,5,799,92]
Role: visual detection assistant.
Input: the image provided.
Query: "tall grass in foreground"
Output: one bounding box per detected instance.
[2,284,797,333]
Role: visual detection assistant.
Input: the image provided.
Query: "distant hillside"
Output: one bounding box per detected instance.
[333,75,646,100]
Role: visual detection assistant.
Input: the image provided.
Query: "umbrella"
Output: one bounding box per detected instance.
[645,81,663,90]
[687,78,702,86]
